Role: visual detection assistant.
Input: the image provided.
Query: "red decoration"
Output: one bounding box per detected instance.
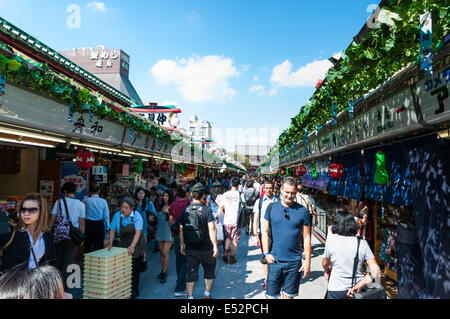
[297,166,307,176]
[75,149,95,169]
[328,163,344,179]
[281,168,286,176]
[160,161,170,172]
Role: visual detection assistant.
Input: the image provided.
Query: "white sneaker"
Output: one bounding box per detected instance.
[174,290,188,297]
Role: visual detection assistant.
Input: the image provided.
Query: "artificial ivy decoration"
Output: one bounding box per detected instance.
[136,157,143,174]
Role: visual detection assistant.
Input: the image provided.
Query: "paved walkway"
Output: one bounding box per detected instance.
[138,232,328,299]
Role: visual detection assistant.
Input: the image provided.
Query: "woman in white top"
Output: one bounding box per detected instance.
[322,210,380,299]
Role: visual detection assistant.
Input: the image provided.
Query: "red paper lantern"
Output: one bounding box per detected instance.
[75,149,95,169]
[280,168,286,176]
[328,163,344,179]
[160,161,170,172]
[297,166,307,176]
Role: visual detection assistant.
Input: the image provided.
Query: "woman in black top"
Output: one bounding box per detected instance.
[0,193,53,273]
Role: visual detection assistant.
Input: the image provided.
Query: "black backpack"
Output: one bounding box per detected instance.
[181,204,207,245]
[245,188,259,207]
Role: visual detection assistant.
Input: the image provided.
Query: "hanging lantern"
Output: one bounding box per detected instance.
[75,148,95,169]
[311,163,318,179]
[328,163,344,179]
[374,150,389,185]
[160,160,170,172]
[297,166,307,176]
[281,168,286,176]
[136,157,143,174]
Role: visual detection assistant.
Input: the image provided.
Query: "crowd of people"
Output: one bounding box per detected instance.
[0,173,380,300]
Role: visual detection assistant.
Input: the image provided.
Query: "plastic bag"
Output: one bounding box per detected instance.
[215,220,224,242]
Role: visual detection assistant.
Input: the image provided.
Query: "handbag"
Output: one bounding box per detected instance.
[62,197,85,246]
[52,199,71,244]
[351,237,386,299]
[215,220,224,241]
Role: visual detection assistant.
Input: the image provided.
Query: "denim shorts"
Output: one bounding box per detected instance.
[266,259,302,298]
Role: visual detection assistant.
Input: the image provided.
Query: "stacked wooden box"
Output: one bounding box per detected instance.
[83,247,132,299]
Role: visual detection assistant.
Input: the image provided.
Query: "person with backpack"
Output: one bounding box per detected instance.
[252,179,278,290]
[261,177,311,299]
[169,185,191,297]
[179,183,218,299]
[241,179,259,236]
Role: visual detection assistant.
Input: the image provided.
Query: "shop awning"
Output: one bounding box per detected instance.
[327,150,362,200]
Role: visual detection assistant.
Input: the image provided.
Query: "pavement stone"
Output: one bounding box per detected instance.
[138,231,328,299]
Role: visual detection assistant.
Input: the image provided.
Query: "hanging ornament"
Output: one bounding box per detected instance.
[328,163,344,179]
[297,166,307,176]
[311,163,318,179]
[281,168,286,176]
[68,104,74,123]
[160,160,170,172]
[374,150,389,185]
[136,157,143,174]
[420,12,433,77]
[179,163,184,175]
[129,127,134,140]
[331,101,338,126]
[75,148,95,169]
[286,168,289,177]
[348,100,354,119]
[0,75,6,107]
[303,128,309,144]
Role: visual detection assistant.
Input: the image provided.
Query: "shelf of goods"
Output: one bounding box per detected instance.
[83,247,132,299]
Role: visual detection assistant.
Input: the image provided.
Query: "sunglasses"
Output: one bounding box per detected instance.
[20,207,39,214]
[283,207,290,220]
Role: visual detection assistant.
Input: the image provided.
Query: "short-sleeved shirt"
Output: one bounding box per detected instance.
[264,201,310,262]
[84,195,110,230]
[219,190,240,225]
[51,197,86,229]
[135,200,156,237]
[110,211,143,235]
[323,235,375,291]
[253,195,278,233]
[169,198,190,223]
[180,204,215,251]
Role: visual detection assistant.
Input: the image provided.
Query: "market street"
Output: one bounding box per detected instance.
[138,232,328,299]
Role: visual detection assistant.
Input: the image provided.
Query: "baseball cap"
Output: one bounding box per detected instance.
[191,183,205,196]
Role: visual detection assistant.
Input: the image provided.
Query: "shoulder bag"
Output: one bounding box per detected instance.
[52,199,71,244]
[351,237,386,299]
[62,197,85,246]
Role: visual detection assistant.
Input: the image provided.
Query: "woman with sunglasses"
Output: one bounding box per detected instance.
[0,193,53,273]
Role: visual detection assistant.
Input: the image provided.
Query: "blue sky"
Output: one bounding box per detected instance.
[0,0,379,151]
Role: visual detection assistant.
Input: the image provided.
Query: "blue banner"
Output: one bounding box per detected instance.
[60,161,88,201]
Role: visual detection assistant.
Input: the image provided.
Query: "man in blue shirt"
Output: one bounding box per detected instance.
[261,177,311,299]
[84,184,110,253]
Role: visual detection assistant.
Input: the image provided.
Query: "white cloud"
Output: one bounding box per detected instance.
[253,75,259,82]
[151,55,239,103]
[270,59,333,95]
[87,1,106,12]
[249,84,266,96]
[162,101,179,106]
